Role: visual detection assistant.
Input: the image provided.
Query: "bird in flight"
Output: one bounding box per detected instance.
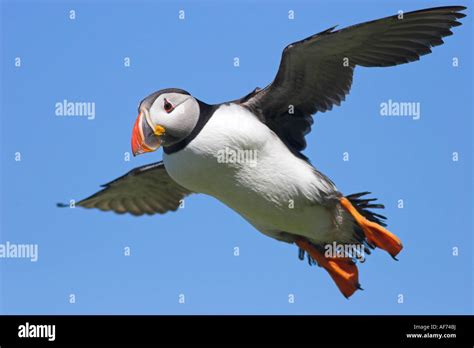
[61,6,466,298]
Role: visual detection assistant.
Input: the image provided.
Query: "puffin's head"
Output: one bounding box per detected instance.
[131,88,200,156]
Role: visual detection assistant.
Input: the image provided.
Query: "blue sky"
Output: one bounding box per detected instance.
[0,0,472,314]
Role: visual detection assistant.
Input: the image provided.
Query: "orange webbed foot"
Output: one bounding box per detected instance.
[296,239,361,298]
[339,197,403,258]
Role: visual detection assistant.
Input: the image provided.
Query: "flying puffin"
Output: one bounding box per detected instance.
[62,6,466,298]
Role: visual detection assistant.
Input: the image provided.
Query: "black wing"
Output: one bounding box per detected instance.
[60,161,192,216]
[242,6,466,155]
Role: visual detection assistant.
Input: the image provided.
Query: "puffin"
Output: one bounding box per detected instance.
[62,6,466,298]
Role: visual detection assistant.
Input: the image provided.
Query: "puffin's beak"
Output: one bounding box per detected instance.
[131,112,165,156]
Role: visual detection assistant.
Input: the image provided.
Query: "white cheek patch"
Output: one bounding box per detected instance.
[148,93,188,124]
[174,102,187,116]
[146,95,199,141]
[167,98,200,139]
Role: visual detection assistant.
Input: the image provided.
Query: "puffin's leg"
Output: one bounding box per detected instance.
[339,197,403,259]
[295,239,361,298]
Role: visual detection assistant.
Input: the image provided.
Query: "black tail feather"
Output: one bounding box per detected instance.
[346,192,387,227]
[345,191,371,200]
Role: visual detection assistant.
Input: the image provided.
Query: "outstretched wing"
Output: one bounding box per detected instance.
[61,161,192,216]
[242,6,466,155]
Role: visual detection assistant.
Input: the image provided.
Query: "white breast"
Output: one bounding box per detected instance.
[163,103,340,242]
[164,104,269,197]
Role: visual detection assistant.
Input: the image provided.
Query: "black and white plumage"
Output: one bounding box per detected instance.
[63,6,466,297]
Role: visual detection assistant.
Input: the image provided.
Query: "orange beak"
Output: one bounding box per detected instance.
[131,112,165,156]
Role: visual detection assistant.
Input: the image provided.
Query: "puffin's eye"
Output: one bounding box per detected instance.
[164,98,174,113]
